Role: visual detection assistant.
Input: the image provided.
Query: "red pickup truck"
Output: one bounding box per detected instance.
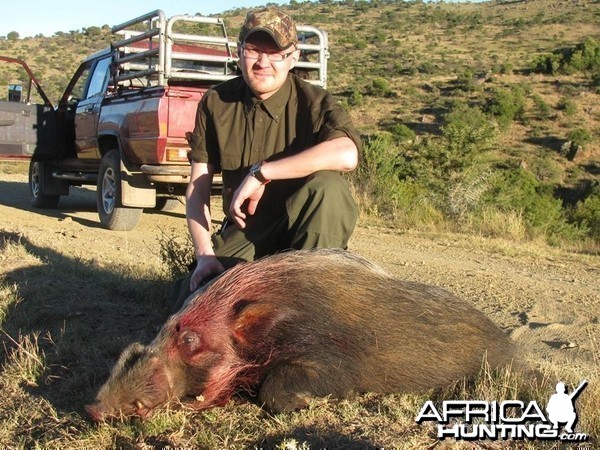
[0,10,329,230]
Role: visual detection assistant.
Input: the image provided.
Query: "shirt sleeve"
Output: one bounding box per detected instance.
[187,92,221,171]
[316,93,362,152]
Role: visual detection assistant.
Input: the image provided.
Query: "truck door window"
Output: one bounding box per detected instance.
[70,67,91,103]
[86,57,111,98]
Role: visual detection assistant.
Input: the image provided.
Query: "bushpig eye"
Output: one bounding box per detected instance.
[183,333,197,344]
[179,330,202,356]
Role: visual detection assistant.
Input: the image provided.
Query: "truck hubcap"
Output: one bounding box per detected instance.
[101,167,116,214]
[31,163,41,197]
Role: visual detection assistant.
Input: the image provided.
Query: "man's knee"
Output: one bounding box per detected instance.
[304,170,350,196]
[286,171,358,248]
[300,171,357,216]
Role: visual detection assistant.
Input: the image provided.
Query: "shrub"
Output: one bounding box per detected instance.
[389,123,415,143]
[441,103,499,172]
[567,128,592,150]
[571,184,600,240]
[499,63,513,75]
[483,168,584,241]
[562,37,600,74]
[531,38,600,75]
[347,89,364,107]
[532,94,552,119]
[486,87,526,129]
[158,228,193,279]
[367,78,394,97]
[447,170,495,219]
[456,69,477,92]
[531,54,561,75]
[530,156,563,184]
[348,133,437,222]
[558,98,577,117]
[418,61,438,74]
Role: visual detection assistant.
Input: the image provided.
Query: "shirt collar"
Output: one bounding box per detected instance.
[243,75,292,123]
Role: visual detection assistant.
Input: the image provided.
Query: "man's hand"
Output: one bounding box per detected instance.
[229,175,266,229]
[190,255,225,292]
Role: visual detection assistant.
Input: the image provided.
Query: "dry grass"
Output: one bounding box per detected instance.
[0,228,598,448]
[0,0,599,446]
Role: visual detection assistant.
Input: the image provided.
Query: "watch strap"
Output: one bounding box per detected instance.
[250,161,271,184]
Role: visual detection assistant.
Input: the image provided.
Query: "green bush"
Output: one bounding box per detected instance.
[347,89,364,107]
[531,38,600,75]
[389,123,416,143]
[558,98,577,117]
[349,134,412,217]
[532,94,553,119]
[367,78,394,97]
[567,128,592,149]
[483,168,584,241]
[499,63,513,75]
[441,103,499,172]
[486,87,526,129]
[572,184,600,240]
[379,103,499,204]
[456,69,477,92]
[562,37,600,74]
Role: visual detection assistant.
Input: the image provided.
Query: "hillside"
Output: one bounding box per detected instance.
[1,0,599,242]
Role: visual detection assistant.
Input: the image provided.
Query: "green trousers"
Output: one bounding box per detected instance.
[171,170,358,311]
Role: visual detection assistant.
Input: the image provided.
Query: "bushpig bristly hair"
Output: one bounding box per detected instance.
[86,248,516,420]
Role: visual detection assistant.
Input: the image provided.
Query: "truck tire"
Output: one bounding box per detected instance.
[97,149,142,231]
[29,158,60,208]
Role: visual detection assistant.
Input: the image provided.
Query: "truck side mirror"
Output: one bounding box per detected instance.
[8,84,22,102]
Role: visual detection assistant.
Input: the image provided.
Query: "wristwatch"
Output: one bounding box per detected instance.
[249,160,271,185]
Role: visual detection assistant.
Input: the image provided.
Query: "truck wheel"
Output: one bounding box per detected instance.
[97,149,142,231]
[29,158,60,208]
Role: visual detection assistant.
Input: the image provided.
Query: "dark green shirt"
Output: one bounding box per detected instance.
[187,74,361,214]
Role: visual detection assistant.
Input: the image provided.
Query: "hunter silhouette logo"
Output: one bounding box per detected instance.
[546,379,588,434]
[415,379,590,442]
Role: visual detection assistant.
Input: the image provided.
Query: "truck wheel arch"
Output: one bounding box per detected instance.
[97,134,156,209]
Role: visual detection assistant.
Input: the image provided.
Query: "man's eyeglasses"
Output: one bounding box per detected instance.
[241,46,295,62]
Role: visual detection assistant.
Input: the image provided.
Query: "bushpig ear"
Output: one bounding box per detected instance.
[232,301,288,346]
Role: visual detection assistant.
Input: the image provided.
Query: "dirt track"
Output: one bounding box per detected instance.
[0,171,598,373]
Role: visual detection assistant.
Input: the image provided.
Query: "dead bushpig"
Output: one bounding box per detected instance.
[85,248,516,420]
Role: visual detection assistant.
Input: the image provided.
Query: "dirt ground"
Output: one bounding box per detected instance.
[0,170,598,375]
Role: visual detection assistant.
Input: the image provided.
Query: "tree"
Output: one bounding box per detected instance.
[7,31,19,40]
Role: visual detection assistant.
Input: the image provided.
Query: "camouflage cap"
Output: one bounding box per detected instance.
[238,8,298,50]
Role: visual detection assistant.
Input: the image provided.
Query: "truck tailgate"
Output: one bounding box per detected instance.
[167,87,208,138]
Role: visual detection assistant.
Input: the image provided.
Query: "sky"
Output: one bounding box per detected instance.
[0,0,289,38]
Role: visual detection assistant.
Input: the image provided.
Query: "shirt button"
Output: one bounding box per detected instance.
[258,118,263,123]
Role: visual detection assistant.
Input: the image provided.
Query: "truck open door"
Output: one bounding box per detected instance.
[0,56,56,160]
